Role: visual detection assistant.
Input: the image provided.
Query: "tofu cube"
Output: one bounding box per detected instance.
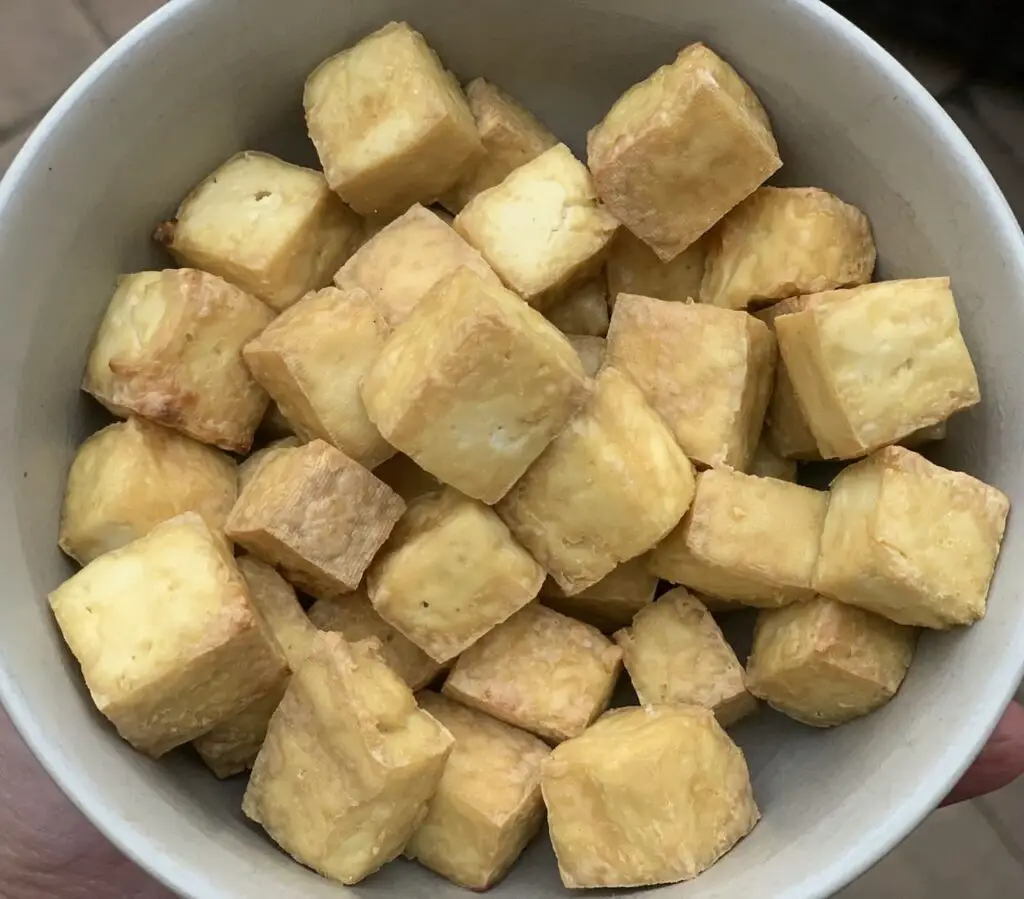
[587,42,781,261]
[243,633,454,885]
[813,446,1009,628]
[443,604,622,743]
[700,187,876,310]
[303,22,482,218]
[361,266,589,504]
[774,278,980,459]
[59,416,237,564]
[367,488,544,663]
[405,692,550,890]
[238,436,302,494]
[649,468,828,608]
[541,706,759,888]
[154,152,363,313]
[614,588,755,726]
[606,229,707,306]
[454,144,619,308]
[606,294,776,470]
[747,436,797,482]
[539,556,658,632]
[242,285,394,468]
[48,513,288,757]
[545,277,610,337]
[566,335,606,378]
[372,453,442,503]
[498,367,694,593]
[226,440,405,599]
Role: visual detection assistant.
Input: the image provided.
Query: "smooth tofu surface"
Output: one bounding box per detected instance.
[606,294,776,470]
[541,705,759,888]
[155,151,362,312]
[367,488,544,663]
[454,144,619,308]
[566,335,606,378]
[406,692,550,890]
[606,229,707,305]
[539,556,658,632]
[372,454,442,503]
[361,266,589,504]
[303,21,482,217]
[238,436,303,494]
[545,277,610,337]
[588,42,780,261]
[82,269,274,452]
[443,604,622,743]
[813,446,1009,628]
[48,513,288,757]
[498,367,695,594]
[747,436,798,482]
[243,285,394,468]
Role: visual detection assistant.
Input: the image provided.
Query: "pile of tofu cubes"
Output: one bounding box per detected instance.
[49,19,1009,893]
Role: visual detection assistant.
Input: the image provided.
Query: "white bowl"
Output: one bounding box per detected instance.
[1,1,1023,897]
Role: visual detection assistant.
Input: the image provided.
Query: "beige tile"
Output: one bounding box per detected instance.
[80,0,169,40]
[978,775,1024,863]
[0,120,38,176]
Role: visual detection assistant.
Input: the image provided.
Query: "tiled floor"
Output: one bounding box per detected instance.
[1,0,1023,896]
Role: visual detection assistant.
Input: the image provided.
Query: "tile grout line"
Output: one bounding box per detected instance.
[974,797,1024,870]
[70,0,115,47]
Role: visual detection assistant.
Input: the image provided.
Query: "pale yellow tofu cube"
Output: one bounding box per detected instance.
[606,229,707,306]
[303,22,482,218]
[405,692,549,890]
[362,266,589,504]
[588,42,780,261]
[649,468,828,608]
[498,367,695,594]
[242,285,393,468]
[372,453,442,503]
[238,436,303,494]
[236,555,318,669]
[443,604,622,743]
[566,335,606,378]
[747,436,798,482]
[813,446,1009,628]
[154,151,362,313]
[774,278,980,459]
[541,705,759,888]
[545,277,610,336]
[606,294,776,470]
[367,488,544,663]
[226,440,405,598]
[48,513,288,757]
[243,633,454,885]
[539,557,658,632]
[454,144,619,308]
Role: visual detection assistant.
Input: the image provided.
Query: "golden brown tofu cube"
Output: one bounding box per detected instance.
[747,436,797,482]
[368,488,544,663]
[614,588,755,726]
[775,278,980,459]
[539,557,658,632]
[700,187,876,310]
[649,468,828,608]
[813,446,1009,628]
[545,277,610,337]
[498,367,694,593]
[371,453,442,503]
[238,436,303,494]
[606,229,707,306]
[48,513,288,757]
[362,266,589,504]
[333,204,501,327]
[443,604,622,743]
[226,440,405,598]
[541,705,759,888]
[606,293,776,470]
[243,633,454,885]
[588,42,780,261]
[303,22,482,218]
[242,285,393,468]
[454,144,619,308]
[406,692,549,889]
[154,152,363,313]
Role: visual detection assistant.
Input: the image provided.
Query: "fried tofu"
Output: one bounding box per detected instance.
[606,230,707,306]
[545,277,610,337]
[747,436,798,482]
[566,335,606,378]
[538,557,658,632]
[238,436,303,494]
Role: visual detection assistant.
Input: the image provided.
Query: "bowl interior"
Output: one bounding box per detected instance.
[1,1,1023,898]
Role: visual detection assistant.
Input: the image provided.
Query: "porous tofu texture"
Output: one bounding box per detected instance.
[606,229,707,306]
[774,277,980,459]
[406,692,550,890]
[566,335,606,378]
[226,439,405,599]
[361,266,589,504]
[443,603,622,743]
[498,367,695,593]
[303,21,482,218]
[82,269,274,453]
[58,416,237,565]
[243,633,454,885]
[48,513,288,757]
[700,187,876,310]
[154,151,362,312]
[367,488,544,663]
[813,446,1009,628]
[545,277,610,337]
[541,705,759,888]
[242,285,394,468]
[539,557,658,633]
[238,436,303,494]
[606,294,776,470]
[454,143,619,308]
[649,468,828,608]
[588,42,780,262]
